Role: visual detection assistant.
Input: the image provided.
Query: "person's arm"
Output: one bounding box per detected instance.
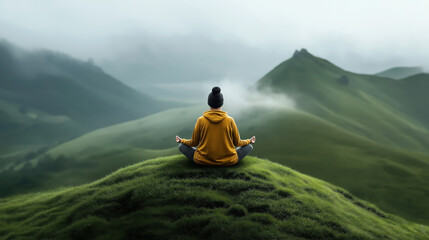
[181,119,201,147]
[231,118,251,147]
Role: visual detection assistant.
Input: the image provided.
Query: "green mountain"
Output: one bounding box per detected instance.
[0,40,174,141]
[375,66,424,80]
[257,49,429,153]
[1,155,428,240]
[0,40,176,166]
[3,49,429,226]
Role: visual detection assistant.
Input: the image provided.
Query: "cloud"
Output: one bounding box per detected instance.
[1,0,429,93]
[201,79,295,115]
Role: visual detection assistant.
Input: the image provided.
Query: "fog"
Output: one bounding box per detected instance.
[202,80,295,115]
[1,0,428,98]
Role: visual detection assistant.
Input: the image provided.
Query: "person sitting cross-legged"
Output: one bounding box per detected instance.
[176,86,255,166]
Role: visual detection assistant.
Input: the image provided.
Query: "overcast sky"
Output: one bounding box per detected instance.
[1,0,428,98]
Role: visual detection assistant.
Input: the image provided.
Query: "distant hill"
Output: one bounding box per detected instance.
[1,155,428,240]
[375,66,424,79]
[398,73,429,126]
[0,40,176,155]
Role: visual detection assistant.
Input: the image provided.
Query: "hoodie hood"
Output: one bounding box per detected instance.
[203,110,227,124]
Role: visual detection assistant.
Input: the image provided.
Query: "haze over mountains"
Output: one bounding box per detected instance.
[1,40,429,233]
[0,40,177,165]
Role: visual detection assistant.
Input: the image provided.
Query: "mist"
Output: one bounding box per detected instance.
[1,0,429,95]
[199,80,295,116]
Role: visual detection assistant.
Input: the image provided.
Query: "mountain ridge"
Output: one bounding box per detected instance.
[0,40,171,129]
[257,49,429,153]
[0,39,178,157]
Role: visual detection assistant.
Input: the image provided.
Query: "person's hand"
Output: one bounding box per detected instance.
[250,136,256,144]
[176,135,182,143]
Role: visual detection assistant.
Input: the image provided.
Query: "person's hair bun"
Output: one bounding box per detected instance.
[212,86,221,94]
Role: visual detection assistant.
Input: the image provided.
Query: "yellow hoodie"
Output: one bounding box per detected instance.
[181,110,250,166]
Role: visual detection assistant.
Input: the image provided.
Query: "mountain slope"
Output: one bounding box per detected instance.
[0,40,175,147]
[1,155,428,240]
[257,49,429,153]
[0,106,206,196]
[375,66,424,80]
[398,73,429,127]
[4,105,429,225]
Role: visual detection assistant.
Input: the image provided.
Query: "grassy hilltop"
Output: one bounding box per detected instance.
[3,106,429,225]
[1,155,428,240]
[2,48,429,227]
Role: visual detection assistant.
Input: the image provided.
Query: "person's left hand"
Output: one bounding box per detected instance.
[176,135,182,143]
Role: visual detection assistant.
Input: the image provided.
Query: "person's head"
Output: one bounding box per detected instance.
[208,86,223,109]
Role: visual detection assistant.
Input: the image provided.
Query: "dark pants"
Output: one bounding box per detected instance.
[178,143,253,162]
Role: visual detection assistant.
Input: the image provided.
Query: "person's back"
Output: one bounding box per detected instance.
[176,87,255,166]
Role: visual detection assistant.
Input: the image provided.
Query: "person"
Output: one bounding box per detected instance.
[176,86,255,166]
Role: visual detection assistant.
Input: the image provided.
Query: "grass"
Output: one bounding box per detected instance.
[1,155,428,240]
[240,108,429,225]
[2,49,429,228]
[0,106,205,197]
[3,105,429,225]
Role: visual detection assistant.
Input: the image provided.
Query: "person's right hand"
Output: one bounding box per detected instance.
[250,136,256,144]
[176,135,182,143]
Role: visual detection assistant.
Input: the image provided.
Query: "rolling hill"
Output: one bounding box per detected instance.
[257,49,429,153]
[1,155,428,239]
[375,66,424,80]
[3,49,429,226]
[3,105,429,225]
